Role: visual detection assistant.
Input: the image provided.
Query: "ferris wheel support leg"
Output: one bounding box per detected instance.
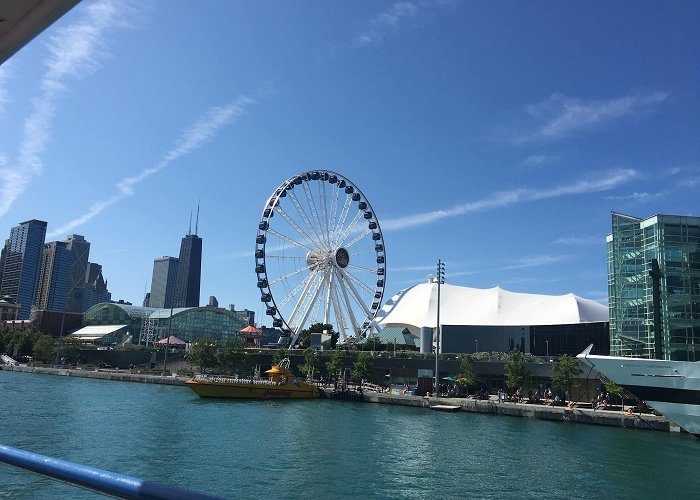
[323,271,334,325]
[337,272,361,339]
[329,286,348,343]
[289,272,329,347]
[286,270,319,330]
[339,268,375,320]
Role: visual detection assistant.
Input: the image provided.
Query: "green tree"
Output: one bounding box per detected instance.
[325,349,345,384]
[33,335,56,363]
[298,348,319,380]
[9,329,37,357]
[218,337,248,374]
[188,336,218,373]
[59,336,82,365]
[604,379,626,411]
[362,336,384,352]
[299,329,311,349]
[351,352,375,382]
[551,354,582,401]
[504,348,531,391]
[272,348,287,366]
[457,355,477,394]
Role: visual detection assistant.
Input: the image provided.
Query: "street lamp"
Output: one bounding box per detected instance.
[475,339,478,354]
[546,340,549,361]
[434,260,445,399]
[162,297,176,376]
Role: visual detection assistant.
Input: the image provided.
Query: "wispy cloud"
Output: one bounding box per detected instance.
[603,191,665,202]
[392,264,439,272]
[0,62,12,115]
[501,254,569,271]
[521,154,558,167]
[47,96,255,238]
[382,168,636,231]
[0,0,129,218]
[353,1,456,47]
[354,2,418,46]
[512,90,669,144]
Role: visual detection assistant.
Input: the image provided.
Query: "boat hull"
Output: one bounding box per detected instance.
[185,378,319,399]
[578,351,700,435]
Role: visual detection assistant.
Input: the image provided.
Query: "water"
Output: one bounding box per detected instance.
[1,370,698,499]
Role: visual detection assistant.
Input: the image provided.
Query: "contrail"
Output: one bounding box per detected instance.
[47,96,255,238]
[0,0,127,218]
[382,168,637,231]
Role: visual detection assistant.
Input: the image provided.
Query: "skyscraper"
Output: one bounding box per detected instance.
[35,234,91,313]
[82,262,111,311]
[0,220,47,319]
[149,256,179,308]
[173,209,202,308]
[35,241,72,311]
[607,212,700,361]
[173,234,202,308]
[64,234,90,313]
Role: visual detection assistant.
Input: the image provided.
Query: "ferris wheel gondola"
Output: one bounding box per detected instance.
[255,170,386,346]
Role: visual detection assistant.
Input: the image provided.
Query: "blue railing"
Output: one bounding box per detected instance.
[0,444,223,499]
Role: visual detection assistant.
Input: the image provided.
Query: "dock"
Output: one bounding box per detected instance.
[430,404,461,412]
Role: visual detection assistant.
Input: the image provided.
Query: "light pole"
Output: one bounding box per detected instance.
[475,339,478,354]
[162,299,175,376]
[434,260,445,399]
[546,340,549,361]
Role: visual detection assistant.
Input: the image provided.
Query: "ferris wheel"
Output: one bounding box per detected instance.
[255,170,386,346]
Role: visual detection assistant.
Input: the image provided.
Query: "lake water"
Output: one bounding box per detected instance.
[0,370,698,499]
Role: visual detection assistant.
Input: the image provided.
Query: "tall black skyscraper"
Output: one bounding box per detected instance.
[173,209,202,308]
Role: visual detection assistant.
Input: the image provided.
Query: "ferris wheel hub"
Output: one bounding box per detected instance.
[334,247,350,269]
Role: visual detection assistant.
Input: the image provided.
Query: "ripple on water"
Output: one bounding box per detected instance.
[1,371,698,499]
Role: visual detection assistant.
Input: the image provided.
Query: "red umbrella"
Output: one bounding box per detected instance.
[157,335,186,345]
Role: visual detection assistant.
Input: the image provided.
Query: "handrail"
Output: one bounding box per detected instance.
[0,444,223,499]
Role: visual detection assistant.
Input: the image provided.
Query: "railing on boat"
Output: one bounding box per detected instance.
[0,443,223,499]
[192,375,287,386]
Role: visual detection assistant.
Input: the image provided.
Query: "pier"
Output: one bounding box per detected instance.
[2,364,186,386]
[360,391,673,432]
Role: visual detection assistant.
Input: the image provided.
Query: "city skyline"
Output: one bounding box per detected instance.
[0,2,698,326]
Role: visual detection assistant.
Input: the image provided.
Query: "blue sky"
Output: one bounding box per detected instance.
[0,1,698,325]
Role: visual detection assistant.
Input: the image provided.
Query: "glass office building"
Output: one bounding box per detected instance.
[607,213,700,360]
[0,220,47,319]
[83,302,248,345]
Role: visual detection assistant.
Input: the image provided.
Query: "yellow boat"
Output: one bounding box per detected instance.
[185,358,319,399]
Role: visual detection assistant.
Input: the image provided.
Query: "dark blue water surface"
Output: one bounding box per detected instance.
[1,370,698,499]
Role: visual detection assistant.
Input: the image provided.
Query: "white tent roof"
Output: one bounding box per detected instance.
[376,282,608,329]
[70,325,128,341]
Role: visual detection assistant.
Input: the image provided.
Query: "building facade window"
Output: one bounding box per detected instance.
[608,213,700,360]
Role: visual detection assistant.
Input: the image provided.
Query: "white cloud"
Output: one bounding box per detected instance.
[521,154,557,167]
[47,96,255,238]
[0,0,128,218]
[0,62,12,115]
[392,264,440,272]
[382,168,637,231]
[603,191,664,202]
[354,2,418,46]
[513,90,669,144]
[501,254,569,271]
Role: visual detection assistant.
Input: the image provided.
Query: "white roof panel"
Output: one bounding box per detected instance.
[70,325,128,338]
[376,282,608,329]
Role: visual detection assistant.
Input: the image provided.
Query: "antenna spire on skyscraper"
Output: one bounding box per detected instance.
[195,200,200,236]
[188,210,192,236]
